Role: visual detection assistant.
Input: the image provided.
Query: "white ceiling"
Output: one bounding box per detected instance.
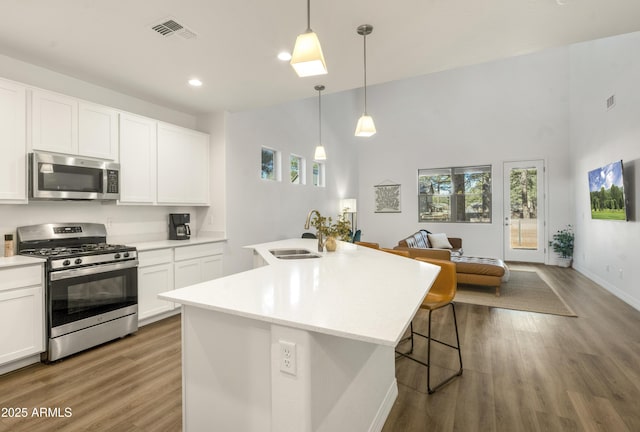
[1,0,639,114]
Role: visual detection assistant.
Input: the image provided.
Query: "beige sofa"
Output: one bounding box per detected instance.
[395,230,508,296]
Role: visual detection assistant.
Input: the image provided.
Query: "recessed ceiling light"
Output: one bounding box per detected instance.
[188,78,203,87]
[277,51,292,61]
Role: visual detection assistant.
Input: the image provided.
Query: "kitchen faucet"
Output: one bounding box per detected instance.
[304,209,324,252]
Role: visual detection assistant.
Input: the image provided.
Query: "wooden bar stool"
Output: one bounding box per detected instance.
[380,248,411,258]
[355,241,380,249]
[396,257,463,394]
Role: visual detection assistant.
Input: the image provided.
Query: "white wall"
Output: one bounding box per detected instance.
[355,47,573,259]
[569,32,640,310]
[224,93,360,275]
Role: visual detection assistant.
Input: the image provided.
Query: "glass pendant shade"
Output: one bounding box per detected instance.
[355,24,376,137]
[355,114,376,137]
[314,84,327,160]
[291,32,327,77]
[314,145,327,160]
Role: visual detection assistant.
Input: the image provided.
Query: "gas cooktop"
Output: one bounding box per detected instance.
[20,243,134,258]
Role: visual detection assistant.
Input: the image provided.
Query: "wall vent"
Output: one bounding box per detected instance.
[606,94,616,110]
[151,18,197,39]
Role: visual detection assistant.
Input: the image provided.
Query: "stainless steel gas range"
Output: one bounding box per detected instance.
[17,223,138,362]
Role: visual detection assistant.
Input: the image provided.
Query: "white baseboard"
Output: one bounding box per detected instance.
[138,308,181,327]
[369,379,398,432]
[573,264,640,312]
[0,354,41,376]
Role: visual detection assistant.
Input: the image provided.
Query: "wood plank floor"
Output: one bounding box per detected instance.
[1,264,639,431]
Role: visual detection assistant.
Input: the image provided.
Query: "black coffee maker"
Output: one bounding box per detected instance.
[169,213,191,240]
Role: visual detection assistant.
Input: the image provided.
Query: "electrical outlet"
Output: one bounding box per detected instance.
[279,340,297,375]
[619,268,623,279]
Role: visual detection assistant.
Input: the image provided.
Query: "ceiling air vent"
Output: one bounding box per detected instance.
[606,94,616,110]
[151,18,197,40]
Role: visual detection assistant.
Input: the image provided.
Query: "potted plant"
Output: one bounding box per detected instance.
[310,213,352,252]
[549,225,574,267]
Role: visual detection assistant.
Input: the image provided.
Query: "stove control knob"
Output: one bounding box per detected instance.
[63,259,71,266]
[114,253,121,259]
[123,252,130,258]
[75,258,83,265]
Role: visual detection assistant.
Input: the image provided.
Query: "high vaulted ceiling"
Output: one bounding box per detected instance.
[1,0,639,114]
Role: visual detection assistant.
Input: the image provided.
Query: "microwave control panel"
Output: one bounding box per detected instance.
[106,170,119,193]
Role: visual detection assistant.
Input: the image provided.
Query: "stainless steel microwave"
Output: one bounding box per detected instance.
[29,151,120,200]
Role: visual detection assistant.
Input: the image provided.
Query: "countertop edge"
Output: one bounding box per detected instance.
[159,293,399,347]
[0,255,47,268]
[132,236,227,251]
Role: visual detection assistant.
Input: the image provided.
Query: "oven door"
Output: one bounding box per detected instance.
[48,260,137,335]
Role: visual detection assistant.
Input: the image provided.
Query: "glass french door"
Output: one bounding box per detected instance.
[503,160,545,263]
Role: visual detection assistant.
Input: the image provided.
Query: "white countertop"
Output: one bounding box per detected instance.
[160,238,439,346]
[131,234,226,252]
[0,255,46,269]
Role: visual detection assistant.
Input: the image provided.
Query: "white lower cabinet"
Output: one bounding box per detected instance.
[137,242,224,325]
[174,244,223,311]
[202,255,223,282]
[175,255,223,289]
[174,243,223,291]
[137,249,175,322]
[174,258,203,290]
[0,264,44,367]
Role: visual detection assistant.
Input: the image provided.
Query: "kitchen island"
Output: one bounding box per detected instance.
[159,238,439,432]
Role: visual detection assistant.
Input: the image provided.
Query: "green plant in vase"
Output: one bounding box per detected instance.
[549,225,574,267]
[310,213,352,251]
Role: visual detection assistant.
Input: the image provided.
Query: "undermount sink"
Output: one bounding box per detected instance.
[269,248,321,259]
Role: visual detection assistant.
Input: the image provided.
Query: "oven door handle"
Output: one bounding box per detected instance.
[50,259,139,281]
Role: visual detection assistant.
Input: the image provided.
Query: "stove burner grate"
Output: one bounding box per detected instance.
[20,244,131,257]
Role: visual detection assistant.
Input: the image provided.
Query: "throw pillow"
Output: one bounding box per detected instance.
[427,233,453,249]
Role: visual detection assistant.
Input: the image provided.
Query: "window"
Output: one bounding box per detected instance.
[312,162,325,187]
[418,165,491,223]
[290,154,305,184]
[261,147,280,181]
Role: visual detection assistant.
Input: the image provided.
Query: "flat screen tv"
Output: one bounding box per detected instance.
[588,160,628,221]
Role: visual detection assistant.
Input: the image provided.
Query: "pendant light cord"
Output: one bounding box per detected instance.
[363,33,368,115]
[318,87,322,144]
[307,0,312,32]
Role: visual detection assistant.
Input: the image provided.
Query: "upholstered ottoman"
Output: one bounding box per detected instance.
[451,256,509,296]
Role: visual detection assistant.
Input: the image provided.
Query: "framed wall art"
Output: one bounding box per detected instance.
[374,183,401,213]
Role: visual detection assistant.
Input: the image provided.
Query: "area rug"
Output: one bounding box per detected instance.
[454,269,577,317]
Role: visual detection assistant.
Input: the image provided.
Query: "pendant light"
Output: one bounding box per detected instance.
[355,24,376,137]
[314,85,327,160]
[290,0,327,77]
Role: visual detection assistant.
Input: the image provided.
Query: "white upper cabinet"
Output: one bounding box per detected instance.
[78,102,118,160]
[31,89,118,160]
[0,78,27,203]
[119,113,157,204]
[157,122,210,205]
[31,89,78,155]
